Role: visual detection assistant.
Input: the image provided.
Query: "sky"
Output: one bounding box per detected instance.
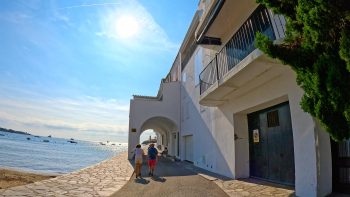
[0,0,198,142]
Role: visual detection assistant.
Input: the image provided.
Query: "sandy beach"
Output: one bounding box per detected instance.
[0,169,56,189]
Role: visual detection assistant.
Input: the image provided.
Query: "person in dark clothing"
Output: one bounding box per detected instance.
[161,147,168,157]
[147,143,158,176]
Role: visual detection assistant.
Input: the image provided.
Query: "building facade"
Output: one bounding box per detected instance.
[128,0,350,196]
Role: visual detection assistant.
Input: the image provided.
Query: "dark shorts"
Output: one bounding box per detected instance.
[148,159,156,167]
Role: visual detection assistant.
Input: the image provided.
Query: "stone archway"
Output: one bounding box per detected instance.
[128,116,179,159]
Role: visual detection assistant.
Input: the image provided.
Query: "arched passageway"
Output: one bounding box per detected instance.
[128,82,180,159]
[128,116,179,159]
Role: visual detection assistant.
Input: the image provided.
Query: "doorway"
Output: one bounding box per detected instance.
[184,135,194,162]
[248,102,295,185]
[331,139,350,194]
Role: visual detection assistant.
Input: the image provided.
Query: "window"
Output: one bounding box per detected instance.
[267,110,280,127]
[182,72,186,83]
[185,101,190,120]
[181,100,190,121]
[194,48,203,86]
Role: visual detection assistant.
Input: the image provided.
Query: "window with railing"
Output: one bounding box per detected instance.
[199,5,285,95]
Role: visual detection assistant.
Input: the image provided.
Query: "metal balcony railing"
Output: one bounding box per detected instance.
[199,5,286,95]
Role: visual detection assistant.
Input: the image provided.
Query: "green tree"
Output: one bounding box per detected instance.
[255,0,350,141]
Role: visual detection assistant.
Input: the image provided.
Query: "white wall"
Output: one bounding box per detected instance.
[128,81,180,159]
[233,113,249,178]
[180,47,235,177]
[314,119,332,196]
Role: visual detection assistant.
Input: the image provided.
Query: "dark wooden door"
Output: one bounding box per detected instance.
[332,139,350,194]
[248,102,295,185]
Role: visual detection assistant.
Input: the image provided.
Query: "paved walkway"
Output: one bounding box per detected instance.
[112,156,229,197]
[0,151,296,197]
[178,161,295,197]
[112,155,295,197]
[0,152,133,197]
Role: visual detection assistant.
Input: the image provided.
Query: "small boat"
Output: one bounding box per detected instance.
[48,135,52,138]
[99,142,106,145]
[67,140,77,144]
[43,139,49,142]
[27,137,31,140]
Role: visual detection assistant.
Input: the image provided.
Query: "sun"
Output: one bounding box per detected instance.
[115,15,139,39]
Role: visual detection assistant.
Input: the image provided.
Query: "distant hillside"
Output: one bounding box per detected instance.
[0,127,31,135]
[141,139,157,145]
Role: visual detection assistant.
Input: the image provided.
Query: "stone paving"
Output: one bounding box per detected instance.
[177,161,295,197]
[0,151,133,197]
[214,179,295,197]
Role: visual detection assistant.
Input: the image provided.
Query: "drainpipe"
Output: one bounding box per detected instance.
[179,52,182,160]
[196,0,225,44]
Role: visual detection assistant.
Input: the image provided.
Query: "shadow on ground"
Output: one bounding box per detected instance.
[112,156,229,197]
[134,178,150,185]
[128,156,198,177]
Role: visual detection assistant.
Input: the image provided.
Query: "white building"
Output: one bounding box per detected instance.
[128,0,350,196]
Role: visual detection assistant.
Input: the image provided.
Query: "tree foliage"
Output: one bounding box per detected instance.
[255,0,350,141]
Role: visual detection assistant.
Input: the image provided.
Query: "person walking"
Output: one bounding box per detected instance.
[161,147,168,157]
[147,143,158,176]
[134,144,144,178]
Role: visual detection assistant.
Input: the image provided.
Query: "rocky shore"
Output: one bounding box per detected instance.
[0,127,31,136]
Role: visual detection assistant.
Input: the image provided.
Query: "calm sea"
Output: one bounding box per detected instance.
[0,131,127,174]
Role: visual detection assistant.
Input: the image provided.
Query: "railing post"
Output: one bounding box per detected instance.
[215,55,219,81]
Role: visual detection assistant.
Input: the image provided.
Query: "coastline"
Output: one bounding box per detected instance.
[0,151,133,196]
[0,168,56,190]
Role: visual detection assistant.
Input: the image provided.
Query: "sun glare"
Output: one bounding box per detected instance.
[115,15,139,39]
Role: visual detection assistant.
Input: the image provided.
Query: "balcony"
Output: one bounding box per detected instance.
[199,5,286,106]
[196,0,258,46]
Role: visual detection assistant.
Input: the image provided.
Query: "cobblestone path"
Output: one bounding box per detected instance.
[0,151,133,197]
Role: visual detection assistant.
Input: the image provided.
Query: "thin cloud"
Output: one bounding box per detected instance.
[57,2,121,10]
[0,87,129,142]
[0,11,32,24]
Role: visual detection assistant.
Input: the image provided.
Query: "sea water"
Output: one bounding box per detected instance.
[0,131,127,174]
